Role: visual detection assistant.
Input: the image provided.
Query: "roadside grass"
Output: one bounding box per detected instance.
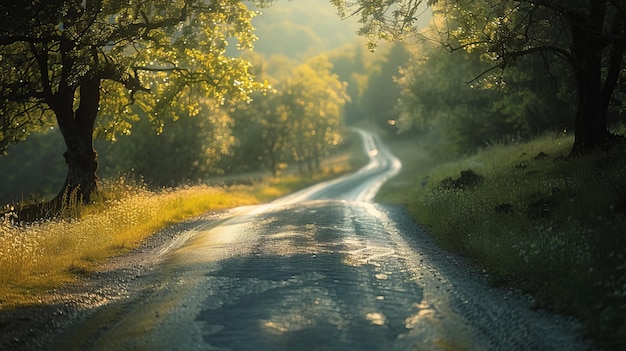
[0,182,260,307]
[0,130,366,309]
[378,131,626,349]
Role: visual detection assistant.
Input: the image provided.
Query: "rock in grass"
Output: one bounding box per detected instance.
[526,197,556,220]
[439,169,484,190]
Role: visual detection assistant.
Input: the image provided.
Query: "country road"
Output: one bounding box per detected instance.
[49,129,590,351]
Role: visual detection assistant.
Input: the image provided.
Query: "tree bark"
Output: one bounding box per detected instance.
[54,76,101,207]
[570,49,611,154]
[568,5,617,155]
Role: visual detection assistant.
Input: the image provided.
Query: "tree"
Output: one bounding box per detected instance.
[0,0,267,214]
[395,32,576,152]
[282,57,348,173]
[99,104,235,186]
[327,43,370,125]
[227,56,348,176]
[395,44,507,151]
[360,42,412,131]
[331,0,626,154]
[228,91,291,176]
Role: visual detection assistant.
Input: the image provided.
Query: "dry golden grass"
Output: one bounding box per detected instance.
[0,141,365,309]
[0,183,259,307]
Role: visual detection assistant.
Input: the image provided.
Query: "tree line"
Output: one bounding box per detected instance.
[359,0,626,153]
[0,38,405,204]
[1,0,625,215]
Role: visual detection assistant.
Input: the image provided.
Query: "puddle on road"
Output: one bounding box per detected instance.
[365,312,386,326]
[374,273,388,280]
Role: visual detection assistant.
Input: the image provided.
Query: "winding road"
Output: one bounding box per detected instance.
[53,129,590,350]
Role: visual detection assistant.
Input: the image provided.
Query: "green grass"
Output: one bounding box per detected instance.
[378,130,626,349]
[0,134,366,309]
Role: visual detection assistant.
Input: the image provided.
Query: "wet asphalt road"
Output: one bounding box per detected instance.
[54,129,591,351]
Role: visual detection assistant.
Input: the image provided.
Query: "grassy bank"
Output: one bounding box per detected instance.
[0,131,366,309]
[378,131,626,349]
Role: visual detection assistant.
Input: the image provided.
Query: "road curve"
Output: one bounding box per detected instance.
[53,129,591,351]
[275,128,401,204]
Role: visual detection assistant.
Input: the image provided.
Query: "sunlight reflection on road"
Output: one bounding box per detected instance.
[74,130,590,351]
[404,300,439,329]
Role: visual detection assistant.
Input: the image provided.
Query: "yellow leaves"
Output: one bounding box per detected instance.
[187,103,200,117]
[90,0,266,142]
[441,0,524,63]
[1,0,266,159]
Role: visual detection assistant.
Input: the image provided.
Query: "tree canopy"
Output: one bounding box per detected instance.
[333,0,626,153]
[228,55,348,175]
[0,0,269,212]
[4,0,626,215]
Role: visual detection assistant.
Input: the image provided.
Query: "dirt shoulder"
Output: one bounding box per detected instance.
[0,210,227,351]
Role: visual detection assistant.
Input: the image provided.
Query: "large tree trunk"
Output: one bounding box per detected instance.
[569,3,622,155]
[54,76,101,207]
[570,58,612,154]
[16,77,100,221]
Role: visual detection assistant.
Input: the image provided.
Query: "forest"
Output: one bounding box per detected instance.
[1,0,625,348]
[1,1,624,206]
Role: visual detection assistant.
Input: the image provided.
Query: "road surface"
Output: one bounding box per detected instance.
[52,129,590,350]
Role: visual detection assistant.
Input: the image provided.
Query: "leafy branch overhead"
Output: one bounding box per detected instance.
[334,0,625,154]
[0,0,272,208]
[330,0,436,50]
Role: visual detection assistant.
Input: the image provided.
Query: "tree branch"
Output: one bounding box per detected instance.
[105,3,189,45]
[98,63,150,104]
[465,65,501,85]
[27,42,54,99]
[501,45,572,66]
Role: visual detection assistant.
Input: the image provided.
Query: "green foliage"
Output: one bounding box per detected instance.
[360,43,412,131]
[0,0,271,204]
[330,0,433,49]
[92,0,268,141]
[440,0,626,151]
[1,0,265,142]
[395,22,577,152]
[326,43,370,125]
[340,0,626,152]
[226,91,290,175]
[98,105,235,186]
[1,1,370,202]
[283,57,348,171]
[443,0,568,69]
[395,44,509,151]
[227,55,349,175]
[381,130,626,349]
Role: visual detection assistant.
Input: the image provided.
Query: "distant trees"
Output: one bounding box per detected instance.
[99,105,235,186]
[395,35,576,152]
[360,43,412,131]
[228,56,348,176]
[283,58,348,172]
[333,0,626,154]
[227,89,291,176]
[0,0,267,211]
[325,43,370,125]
